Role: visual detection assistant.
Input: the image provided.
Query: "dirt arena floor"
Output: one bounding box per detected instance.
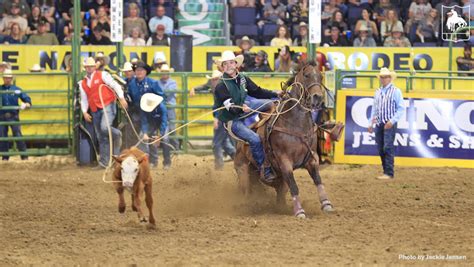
[1,155,473,266]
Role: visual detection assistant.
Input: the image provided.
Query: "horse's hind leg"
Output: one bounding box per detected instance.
[236,164,250,196]
[279,160,306,218]
[305,158,334,213]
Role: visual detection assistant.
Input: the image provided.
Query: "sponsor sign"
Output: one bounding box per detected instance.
[335,91,474,168]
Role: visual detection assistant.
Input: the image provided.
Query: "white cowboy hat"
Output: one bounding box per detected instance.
[298,22,308,30]
[95,52,110,65]
[121,62,133,72]
[140,93,164,112]
[2,69,13,77]
[157,64,174,73]
[29,64,44,72]
[215,50,244,67]
[206,70,222,80]
[83,57,97,67]
[236,36,255,47]
[377,67,396,80]
[0,61,11,68]
[391,24,404,33]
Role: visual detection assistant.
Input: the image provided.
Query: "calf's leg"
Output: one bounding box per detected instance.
[115,185,126,213]
[145,182,156,227]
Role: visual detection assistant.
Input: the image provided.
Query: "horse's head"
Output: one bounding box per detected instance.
[290,61,325,110]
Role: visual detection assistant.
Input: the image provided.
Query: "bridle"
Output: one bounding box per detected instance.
[291,65,325,112]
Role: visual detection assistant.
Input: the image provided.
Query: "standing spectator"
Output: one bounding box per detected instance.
[289,0,309,31]
[293,22,308,47]
[373,0,394,24]
[157,64,179,161]
[123,27,146,46]
[235,36,256,72]
[353,24,377,47]
[0,3,28,35]
[270,25,292,47]
[27,5,42,35]
[123,3,148,40]
[321,0,339,25]
[324,11,348,37]
[0,69,32,161]
[3,22,27,44]
[148,5,174,35]
[415,9,440,43]
[258,0,286,28]
[146,24,169,46]
[206,70,236,170]
[88,0,110,19]
[275,45,294,72]
[368,68,405,180]
[405,0,432,34]
[79,57,128,169]
[251,50,273,72]
[380,9,403,43]
[456,44,474,76]
[383,24,411,47]
[27,17,59,45]
[355,9,379,41]
[87,25,112,45]
[1,0,31,18]
[127,61,168,168]
[322,25,349,47]
[91,6,111,39]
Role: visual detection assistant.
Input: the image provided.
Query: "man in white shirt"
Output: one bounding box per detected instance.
[79,57,128,168]
[148,5,174,35]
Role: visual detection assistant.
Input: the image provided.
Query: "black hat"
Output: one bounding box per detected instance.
[38,17,48,25]
[133,61,152,75]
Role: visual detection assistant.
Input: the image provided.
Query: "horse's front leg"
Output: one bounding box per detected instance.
[305,156,334,213]
[279,160,306,218]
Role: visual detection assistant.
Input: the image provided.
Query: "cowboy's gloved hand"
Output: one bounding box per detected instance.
[223,99,234,110]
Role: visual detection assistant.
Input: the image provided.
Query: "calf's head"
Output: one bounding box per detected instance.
[113,151,148,189]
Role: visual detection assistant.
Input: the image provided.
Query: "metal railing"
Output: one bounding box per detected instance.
[0,72,72,157]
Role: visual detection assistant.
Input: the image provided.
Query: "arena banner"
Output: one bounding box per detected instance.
[334,90,474,168]
[0,45,464,73]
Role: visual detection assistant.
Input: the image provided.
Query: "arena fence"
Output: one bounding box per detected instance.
[1,70,472,160]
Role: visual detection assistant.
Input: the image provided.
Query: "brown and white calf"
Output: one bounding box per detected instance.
[112,147,155,228]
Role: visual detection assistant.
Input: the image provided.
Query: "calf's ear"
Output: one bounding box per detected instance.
[137,154,148,163]
[112,155,123,163]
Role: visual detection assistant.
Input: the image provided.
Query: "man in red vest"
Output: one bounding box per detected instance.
[79,57,128,168]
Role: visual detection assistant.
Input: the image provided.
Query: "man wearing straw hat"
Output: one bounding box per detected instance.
[368,68,405,180]
[214,50,279,182]
[79,57,128,169]
[0,69,32,161]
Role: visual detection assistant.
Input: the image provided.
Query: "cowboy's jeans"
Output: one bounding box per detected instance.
[92,104,121,167]
[138,121,171,166]
[230,97,274,168]
[0,113,27,160]
[374,123,397,177]
[213,120,235,169]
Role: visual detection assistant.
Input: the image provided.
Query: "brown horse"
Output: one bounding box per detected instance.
[234,61,334,218]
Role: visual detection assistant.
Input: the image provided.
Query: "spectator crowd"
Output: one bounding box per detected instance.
[0,1,472,47]
[0,0,176,46]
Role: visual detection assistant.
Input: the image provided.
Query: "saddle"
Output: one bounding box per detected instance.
[318,121,345,142]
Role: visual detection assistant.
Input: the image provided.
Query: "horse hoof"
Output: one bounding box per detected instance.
[118,205,126,213]
[147,223,156,230]
[295,209,306,219]
[322,204,334,213]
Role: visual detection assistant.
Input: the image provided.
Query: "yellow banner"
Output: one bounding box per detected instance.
[0,45,464,73]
